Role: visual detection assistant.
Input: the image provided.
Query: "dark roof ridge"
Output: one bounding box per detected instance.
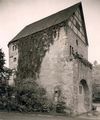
[26,2,81,28]
[8,2,87,46]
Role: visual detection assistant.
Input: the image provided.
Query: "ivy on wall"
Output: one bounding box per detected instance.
[15,22,67,85]
[14,22,67,114]
[73,52,92,69]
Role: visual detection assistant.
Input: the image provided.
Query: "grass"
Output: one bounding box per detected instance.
[0,111,99,120]
[0,111,71,120]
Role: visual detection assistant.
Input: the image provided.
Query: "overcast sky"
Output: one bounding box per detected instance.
[0,0,100,67]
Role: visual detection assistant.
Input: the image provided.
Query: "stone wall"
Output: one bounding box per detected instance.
[38,26,92,115]
[39,27,74,112]
[65,24,92,114]
[9,42,18,70]
[9,42,18,86]
[73,59,92,114]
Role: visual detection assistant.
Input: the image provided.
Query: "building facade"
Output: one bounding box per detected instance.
[8,3,92,115]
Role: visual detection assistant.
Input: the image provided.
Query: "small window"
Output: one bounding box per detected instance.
[15,45,17,50]
[79,85,82,94]
[76,21,80,31]
[54,90,59,102]
[12,46,15,51]
[55,90,58,94]
[76,52,78,55]
[54,88,60,102]
[70,46,74,55]
[12,45,17,51]
[72,47,74,54]
[10,56,13,58]
[76,40,78,46]
[70,46,72,55]
[13,57,16,62]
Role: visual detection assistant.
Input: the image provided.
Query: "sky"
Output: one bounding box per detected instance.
[0,0,100,67]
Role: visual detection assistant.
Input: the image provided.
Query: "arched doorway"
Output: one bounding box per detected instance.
[78,79,89,113]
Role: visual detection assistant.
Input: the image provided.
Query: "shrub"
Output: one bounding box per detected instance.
[13,78,51,112]
[56,101,66,113]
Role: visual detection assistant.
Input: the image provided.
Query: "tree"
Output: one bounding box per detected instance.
[93,60,98,66]
[0,48,12,84]
[0,49,5,81]
[0,49,5,72]
[0,49,13,111]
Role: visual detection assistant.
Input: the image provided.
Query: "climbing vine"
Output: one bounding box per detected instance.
[16,22,66,85]
[73,52,92,69]
[14,22,66,113]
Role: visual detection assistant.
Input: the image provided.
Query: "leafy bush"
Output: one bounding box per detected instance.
[56,101,66,113]
[12,77,51,112]
[15,90,50,113]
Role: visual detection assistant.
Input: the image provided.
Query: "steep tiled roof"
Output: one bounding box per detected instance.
[8,2,88,45]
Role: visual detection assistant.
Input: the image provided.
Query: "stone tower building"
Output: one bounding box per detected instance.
[8,3,92,115]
